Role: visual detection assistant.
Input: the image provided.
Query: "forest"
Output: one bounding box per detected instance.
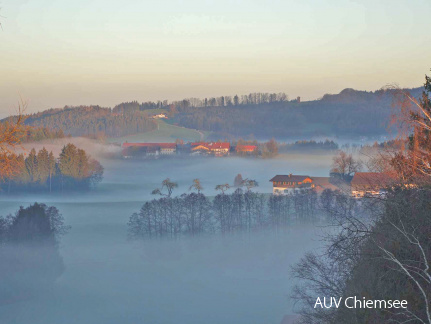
[111,88,423,139]
[172,87,423,139]
[3,105,157,138]
[0,144,104,193]
[2,87,423,142]
[21,126,67,143]
[278,140,339,152]
[128,178,336,238]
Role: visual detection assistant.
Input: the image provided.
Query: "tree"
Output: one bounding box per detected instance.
[25,148,38,183]
[243,179,258,191]
[262,138,278,158]
[59,144,79,179]
[0,203,69,301]
[152,178,178,197]
[386,71,431,182]
[88,158,104,187]
[330,150,362,181]
[215,183,230,194]
[77,148,89,179]
[183,192,211,236]
[0,101,26,182]
[48,151,56,193]
[189,178,203,194]
[36,147,50,185]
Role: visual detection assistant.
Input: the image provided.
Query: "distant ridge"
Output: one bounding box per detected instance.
[2,86,423,140]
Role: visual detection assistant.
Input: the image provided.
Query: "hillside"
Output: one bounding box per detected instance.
[2,87,423,141]
[3,105,157,138]
[172,87,423,140]
[111,120,207,144]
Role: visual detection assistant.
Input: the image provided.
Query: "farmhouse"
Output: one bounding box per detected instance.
[269,174,313,194]
[269,174,340,194]
[191,142,230,156]
[270,172,402,196]
[235,145,258,155]
[350,172,396,198]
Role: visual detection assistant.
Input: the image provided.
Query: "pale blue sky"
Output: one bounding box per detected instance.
[1,0,430,116]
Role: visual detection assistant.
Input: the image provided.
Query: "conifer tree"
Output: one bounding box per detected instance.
[77,148,89,179]
[25,148,38,183]
[36,147,50,185]
[48,151,56,192]
[59,144,79,179]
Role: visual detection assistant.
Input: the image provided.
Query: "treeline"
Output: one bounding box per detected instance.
[232,138,278,158]
[21,126,67,143]
[113,92,291,115]
[0,203,69,302]
[5,86,423,140]
[6,105,157,138]
[0,144,104,193]
[128,185,336,239]
[279,139,339,152]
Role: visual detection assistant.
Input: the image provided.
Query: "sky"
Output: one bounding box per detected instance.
[1,0,430,117]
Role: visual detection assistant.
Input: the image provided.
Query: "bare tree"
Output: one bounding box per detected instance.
[242,179,258,191]
[376,219,431,324]
[152,178,178,197]
[331,150,362,181]
[189,178,203,194]
[215,183,230,194]
[386,73,431,180]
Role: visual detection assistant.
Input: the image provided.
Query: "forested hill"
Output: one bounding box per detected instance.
[172,87,423,139]
[3,106,157,138]
[2,87,423,140]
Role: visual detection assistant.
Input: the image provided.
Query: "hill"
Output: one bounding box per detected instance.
[172,87,423,140]
[111,120,207,144]
[3,105,157,138]
[2,86,423,141]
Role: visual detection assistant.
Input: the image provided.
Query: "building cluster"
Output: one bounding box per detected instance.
[269,174,339,195]
[350,172,398,198]
[270,172,400,197]
[122,142,258,158]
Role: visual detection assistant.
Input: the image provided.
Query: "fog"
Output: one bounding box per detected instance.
[0,149,335,324]
[17,137,122,160]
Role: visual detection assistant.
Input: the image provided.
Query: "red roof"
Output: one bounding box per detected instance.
[270,175,311,183]
[122,143,176,149]
[236,145,257,152]
[191,142,230,150]
[351,172,396,187]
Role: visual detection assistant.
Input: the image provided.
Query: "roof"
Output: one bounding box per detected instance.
[191,145,210,151]
[310,177,332,186]
[351,172,396,187]
[122,143,176,149]
[191,142,230,150]
[236,145,257,152]
[269,175,311,182]
[310,177,339,192]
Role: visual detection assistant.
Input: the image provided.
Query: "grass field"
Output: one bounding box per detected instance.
[110,120,209,144]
